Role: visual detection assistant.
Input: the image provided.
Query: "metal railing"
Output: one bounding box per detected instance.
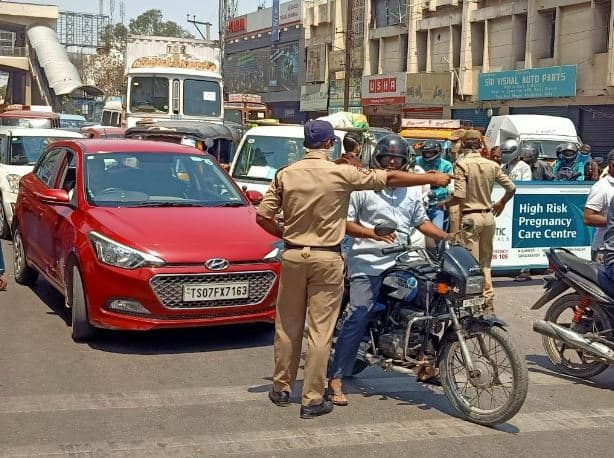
[0,46,26,57]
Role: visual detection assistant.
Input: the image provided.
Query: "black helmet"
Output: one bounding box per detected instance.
[420,140,442,162]
[520,143,538,165]
[556,142,578,161]
[372,134,412,170]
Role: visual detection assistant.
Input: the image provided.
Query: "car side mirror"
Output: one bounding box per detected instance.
[36,188,71,206]
[244,190,263,205]
[374,222,397,236]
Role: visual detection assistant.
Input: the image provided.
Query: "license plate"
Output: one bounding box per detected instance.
[182,282,249,302]
[462,296,485,308]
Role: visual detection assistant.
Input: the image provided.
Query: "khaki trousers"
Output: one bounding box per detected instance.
[273,248,344,407]
[448,204,460,234]
[460,212,496,309]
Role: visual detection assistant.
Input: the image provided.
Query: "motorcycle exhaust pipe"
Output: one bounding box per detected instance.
[533,320,614,363]
[365,353,416,375]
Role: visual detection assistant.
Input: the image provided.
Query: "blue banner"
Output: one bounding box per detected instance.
[272,0,280,42]
[511,193,591,249]
[479,65,577,101]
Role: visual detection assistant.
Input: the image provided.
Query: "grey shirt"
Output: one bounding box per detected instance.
[605,195,614,266]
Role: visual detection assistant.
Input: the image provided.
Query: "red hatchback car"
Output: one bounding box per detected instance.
[12,139,281,341]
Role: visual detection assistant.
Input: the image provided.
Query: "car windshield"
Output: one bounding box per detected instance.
[129,77,169,114]
[520,140,566,160]
[183,79,221,117]
[9,136,69,165]
[85,152,246,207]
[2,117,52,129]
[232,135,342,182]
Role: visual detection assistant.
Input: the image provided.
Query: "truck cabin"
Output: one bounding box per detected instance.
[0,108,60,129]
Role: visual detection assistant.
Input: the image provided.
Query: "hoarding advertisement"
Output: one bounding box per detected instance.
[272,0,280,42]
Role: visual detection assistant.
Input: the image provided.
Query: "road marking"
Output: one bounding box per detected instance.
[0,371,574,415]
[2,408,614,457]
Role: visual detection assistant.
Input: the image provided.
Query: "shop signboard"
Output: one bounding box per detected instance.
[491,182,592,269]
[361,73,406,106]
[329,78,361,108]
[479,65,577,101]
[300,83,329,111]
[306,44,326,83]
[406,72,452,106]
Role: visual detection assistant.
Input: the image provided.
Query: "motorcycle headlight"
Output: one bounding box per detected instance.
[263,240,284,262]
[89,231,165,269]
[6,174,21,193]
[466,276,485,295]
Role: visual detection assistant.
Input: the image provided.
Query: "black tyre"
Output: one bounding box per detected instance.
[70,265,96,342]
[0,197,10,239]
[542,293,611,379]
[13,227,38,285]
[440,325,528,426]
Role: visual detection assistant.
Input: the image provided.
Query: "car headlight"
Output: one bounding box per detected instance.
[466,276,485,295]
[6,174,21,193]
[89,231,165,269]
[263,240,284,262]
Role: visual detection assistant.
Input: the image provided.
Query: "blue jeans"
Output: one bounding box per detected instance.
[607,263,614,281]
[329,275,383,379]
[427,206,445,231]
[0,241,5,275]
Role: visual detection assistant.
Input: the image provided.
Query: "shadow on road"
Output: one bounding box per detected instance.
[526,353,614,390]
[87,322,275,355]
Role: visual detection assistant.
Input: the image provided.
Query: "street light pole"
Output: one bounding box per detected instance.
[218,0,226,82]
[343,0,353,112]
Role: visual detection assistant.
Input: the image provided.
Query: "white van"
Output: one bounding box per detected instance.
[0,127,84,238]
[229,124,360,195]
[484,115,581,161]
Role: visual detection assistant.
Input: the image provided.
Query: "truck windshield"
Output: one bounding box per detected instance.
[232,135,342,182]
[183,79,221,117]
[1,117,52,129]
[129,77,169,114]
[224,108,242,124]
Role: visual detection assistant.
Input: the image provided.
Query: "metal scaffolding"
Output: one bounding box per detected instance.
[58,12,110,49]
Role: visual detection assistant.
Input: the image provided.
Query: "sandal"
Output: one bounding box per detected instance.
[327,378,349,406]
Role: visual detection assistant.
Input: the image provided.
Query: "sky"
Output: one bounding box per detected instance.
[12,0,268,36]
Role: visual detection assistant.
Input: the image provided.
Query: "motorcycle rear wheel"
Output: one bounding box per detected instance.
[440,325,528,426]
[542,293,611,379]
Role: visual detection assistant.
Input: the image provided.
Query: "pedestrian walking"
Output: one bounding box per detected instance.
[584,149,614,261]
[256,120,451,419]
[448,130,516,315]
[335,131,364,168]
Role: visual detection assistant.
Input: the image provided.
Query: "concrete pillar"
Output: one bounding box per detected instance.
[459,0,478,95]
[426,29,432,72]
[407,0,424,73]
[483,19,490,73]
[608,0,614,85]
[448,24,455,71]
[525,0,538,68]
[24,71,32,105]
[553,6,562,65]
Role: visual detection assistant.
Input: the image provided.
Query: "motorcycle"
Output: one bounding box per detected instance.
[335,223,529,426]
[531,248,614,378]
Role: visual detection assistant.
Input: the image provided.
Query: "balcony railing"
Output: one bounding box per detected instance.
[0,46,26,57]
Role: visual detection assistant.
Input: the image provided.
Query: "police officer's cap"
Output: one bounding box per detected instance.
[449,129,466,141]
[304,120,335,148]
[462,130,482,142]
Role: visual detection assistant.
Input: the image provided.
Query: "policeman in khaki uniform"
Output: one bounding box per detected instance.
[448,130,516,314]
[447,128,466,234]
[256,120,452,419]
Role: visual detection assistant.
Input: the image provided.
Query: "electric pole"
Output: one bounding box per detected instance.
[343,0,353,112]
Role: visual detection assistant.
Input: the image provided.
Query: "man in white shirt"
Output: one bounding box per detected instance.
[584,150,614,261]
[501,139,532,181]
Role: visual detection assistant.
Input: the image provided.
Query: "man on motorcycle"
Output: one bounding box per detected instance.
[605,194,614,281]
[327,134,453,406]
[521,143,555,181]
[553,143,585,181]
[415,141,453,232]
[500,139,532,181]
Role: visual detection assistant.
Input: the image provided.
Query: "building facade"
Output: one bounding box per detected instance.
[224,0,305,123]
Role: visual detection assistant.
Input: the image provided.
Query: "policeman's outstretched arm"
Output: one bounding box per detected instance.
[256,214,283,238]
[385,170,451,188]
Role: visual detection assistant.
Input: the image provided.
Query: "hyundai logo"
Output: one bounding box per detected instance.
[205,258,230,271]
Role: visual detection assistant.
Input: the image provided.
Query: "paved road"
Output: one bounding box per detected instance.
[1,239,614,457]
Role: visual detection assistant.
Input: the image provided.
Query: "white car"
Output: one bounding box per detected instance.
[0,127,84,238]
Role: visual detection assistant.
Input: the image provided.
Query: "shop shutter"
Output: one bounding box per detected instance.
[402,107,443,119]
[578,105,614,157]
[451,108,499,129]
[509,106,571,118]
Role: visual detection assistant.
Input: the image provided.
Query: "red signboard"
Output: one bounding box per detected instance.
[368,77,397,94]
[227,17,247,34]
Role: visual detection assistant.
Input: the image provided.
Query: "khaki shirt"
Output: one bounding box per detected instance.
[257,150,388,246]
[454,150,516,212]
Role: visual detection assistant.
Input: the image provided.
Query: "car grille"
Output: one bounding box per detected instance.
[150,271,276,309]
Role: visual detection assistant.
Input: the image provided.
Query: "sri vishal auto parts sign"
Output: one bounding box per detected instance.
[479,65,577,101]
[490,182,592,269]
[362,73,406,106]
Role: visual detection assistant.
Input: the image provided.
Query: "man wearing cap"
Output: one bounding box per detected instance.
[448,130,516,315]
[256,120,452,419]
[583,150,614,261]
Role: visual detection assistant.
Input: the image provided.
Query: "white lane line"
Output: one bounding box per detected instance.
[2,408,614,457]
[0,371,575,415]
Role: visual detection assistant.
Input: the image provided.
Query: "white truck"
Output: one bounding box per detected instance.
[124,35,223,128]
[484,115,581,162]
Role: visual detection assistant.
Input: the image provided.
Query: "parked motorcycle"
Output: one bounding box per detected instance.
[336,223,528,426]
[532,248,614,378]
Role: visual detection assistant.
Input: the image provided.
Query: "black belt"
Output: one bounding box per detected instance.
[462,208,492,215]
[284,243,342,252]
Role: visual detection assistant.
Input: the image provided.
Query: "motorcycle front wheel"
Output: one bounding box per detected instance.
[542,293,611,379]
[440,325,528,426]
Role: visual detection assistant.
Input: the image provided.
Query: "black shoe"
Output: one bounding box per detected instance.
[299,400,334,419]
[268,389,290,407]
